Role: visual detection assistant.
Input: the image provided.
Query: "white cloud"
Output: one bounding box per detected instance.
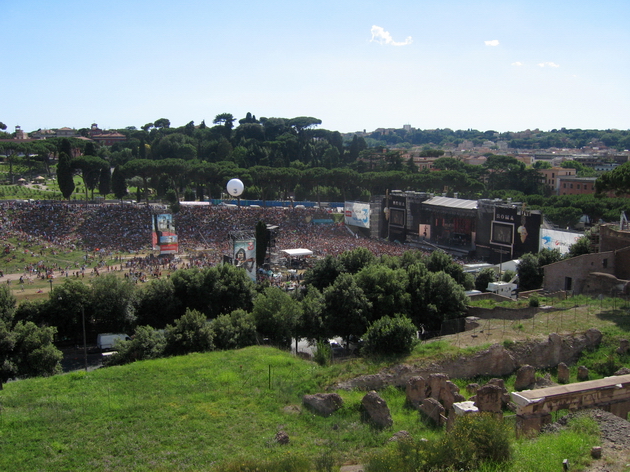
[370,25,412,46]
[484,40,500,47]
[538,62,560,68]
[511,61,523,66]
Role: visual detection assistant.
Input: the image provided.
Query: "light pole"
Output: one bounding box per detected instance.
[81,304,88,373]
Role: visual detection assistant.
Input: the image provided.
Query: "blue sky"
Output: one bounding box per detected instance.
[2,0,629,134]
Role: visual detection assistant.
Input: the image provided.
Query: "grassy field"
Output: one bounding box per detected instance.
[0,344,607,472]
[2,297,629,471]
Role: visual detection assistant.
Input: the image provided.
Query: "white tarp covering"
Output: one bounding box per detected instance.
[281,248,313,257]
[344,201,370,228]
[541,228,583,255]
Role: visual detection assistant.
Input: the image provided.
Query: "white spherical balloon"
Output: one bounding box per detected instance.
[226,178,244,197]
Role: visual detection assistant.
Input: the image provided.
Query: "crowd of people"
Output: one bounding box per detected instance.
[0,200,415,278]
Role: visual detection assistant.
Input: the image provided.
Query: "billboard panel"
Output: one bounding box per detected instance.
[344,202,370,228]
[541,228,582,255]
[234,239,256,281]
[152,214,178,255]
[513,211,542,257]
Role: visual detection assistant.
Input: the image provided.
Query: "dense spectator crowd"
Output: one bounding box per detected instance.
[0,201,410,271]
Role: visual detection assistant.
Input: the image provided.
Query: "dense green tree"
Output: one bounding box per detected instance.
[0,286,62,387]
[339,247,377,274]
[164,309,214,356]
[89,275,137,335]
[106,325,166,365]
[152,133,197,160]
[538,247,563,266]
[71,155,108,202]
[475,268,497,292]
[122,159,157,205]
[517,253,543,291]
[170,268,207,317]
[303,255,344,291]
[135,278,183,328]
[252,286,300,348]
[426,250,470,287]
[211,309,257,350]
[204,264,256,319]
[596,162,630,196]
[354,265,409,322]
[362,315,418,356]
[322,273,371,347]
[46,279,92,344]
[153,118,171,129]
[567,235,592,258]
[295,285,326,343]
[424,271,468,326]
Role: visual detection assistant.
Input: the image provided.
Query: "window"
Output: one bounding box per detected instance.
[565,277,573,291]
[602,259,608,269]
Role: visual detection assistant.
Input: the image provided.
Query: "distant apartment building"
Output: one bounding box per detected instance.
[538,167,576,194]
[88,123,127,146]
[558,176,598,196]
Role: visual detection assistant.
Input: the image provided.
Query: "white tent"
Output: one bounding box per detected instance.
[281,248,313,257]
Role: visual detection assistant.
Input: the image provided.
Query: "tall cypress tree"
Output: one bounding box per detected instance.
[111,166,127,202]
[57,152,75,200]
[98,166,111,196]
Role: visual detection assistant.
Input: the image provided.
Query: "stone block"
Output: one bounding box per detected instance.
[557,362,570,384]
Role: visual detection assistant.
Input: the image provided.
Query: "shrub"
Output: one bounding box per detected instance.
[164,308,214,356]
[426,413,512,470]
[105,325,166,366]
[313,340,331,366]
[211,309,257,350]
[529,295,540,307]
[362,315,417,356]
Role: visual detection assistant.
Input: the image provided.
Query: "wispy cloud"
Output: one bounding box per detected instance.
[484,40,500,47]
[511,61,523,66]
[370,25,412,46]
[538,62,560,68]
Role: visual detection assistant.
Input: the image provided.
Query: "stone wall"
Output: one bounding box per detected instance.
[544,252,616,293]
[600,225,630,253]
[467,305,539,321]
[335,329,602,391]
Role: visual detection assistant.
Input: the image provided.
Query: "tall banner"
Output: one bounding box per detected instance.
[152,214,178,255]
[344,202,370,228]
[234,239,256,281]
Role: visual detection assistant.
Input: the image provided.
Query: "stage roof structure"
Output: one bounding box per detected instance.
[423,196,478,210]
[281,248,313,257]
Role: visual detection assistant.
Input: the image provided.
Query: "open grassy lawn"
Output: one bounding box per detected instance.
[1,330,620,472]
[0,347,441,471]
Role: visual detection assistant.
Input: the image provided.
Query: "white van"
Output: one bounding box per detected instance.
[97,333,131,351]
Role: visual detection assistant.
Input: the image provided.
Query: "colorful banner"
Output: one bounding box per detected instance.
[541,228,582,255]
[344,202,370,228]
[152,214,178,255]
[234,239,256,281]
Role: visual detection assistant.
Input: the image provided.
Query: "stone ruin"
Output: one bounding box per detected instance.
[361,390,393,429]
[406,373,466,426]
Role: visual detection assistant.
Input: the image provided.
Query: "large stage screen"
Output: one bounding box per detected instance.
[491,222,514,245]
